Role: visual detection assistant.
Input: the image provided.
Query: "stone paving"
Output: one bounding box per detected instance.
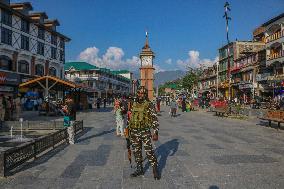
[1,106,284,189]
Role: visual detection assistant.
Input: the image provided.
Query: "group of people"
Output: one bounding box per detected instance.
[0,94,22,122]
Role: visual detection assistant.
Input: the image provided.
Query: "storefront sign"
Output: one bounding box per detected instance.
[0,71,20,85]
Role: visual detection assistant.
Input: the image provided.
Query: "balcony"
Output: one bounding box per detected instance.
[267,50,284,64]
[266,30,284,43]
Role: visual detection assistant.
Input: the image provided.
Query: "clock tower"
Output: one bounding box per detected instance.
[139,32,155,101]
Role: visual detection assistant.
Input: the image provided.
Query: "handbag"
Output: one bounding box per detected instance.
[63,116,71,127]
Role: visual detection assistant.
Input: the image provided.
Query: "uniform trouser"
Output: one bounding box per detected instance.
[67,121,75,144]
[130,129,158,167]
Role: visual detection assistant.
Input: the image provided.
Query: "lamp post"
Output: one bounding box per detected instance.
[216,61,219,99]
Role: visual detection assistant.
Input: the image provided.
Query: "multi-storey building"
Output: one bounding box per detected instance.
[262,13,284,98]
[64,62,132,98]
[218,41,264,98]
[198,65,217,98]
[0,1,70,96]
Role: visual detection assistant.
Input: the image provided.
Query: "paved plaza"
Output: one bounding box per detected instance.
[1,106,284,189]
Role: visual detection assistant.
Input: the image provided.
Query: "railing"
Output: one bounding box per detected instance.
[267,50,284,60]
[0,120,83,177]
[266,30,284,43]
[2,121,65,131]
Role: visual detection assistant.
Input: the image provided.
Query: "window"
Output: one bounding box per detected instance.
[21,35,29,50]
[0,55,12,71]
[21,19,30,33]
[51,35,57,45]
[35,64,44,76]
[1,27,12,45]
[51,47,57,59]
[49,67,57,76]
[1,10,12,26]
[37,42,44,55]
[18,60,29,74]
[38,28,45,40]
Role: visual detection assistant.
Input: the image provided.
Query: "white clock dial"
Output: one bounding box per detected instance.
[142,56,152,66]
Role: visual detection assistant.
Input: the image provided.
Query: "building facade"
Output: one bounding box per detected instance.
[0,1,70,96]
[64,62,132,98]
[218,41,265,98]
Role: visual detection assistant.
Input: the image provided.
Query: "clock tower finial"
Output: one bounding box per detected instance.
[143,30,150,49]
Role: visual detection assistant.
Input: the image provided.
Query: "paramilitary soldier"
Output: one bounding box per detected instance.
[128,86,160,180]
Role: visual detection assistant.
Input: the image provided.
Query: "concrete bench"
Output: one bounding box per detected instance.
[259,110,284,130]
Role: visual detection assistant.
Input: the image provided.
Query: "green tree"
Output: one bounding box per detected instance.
[182,69,200,91]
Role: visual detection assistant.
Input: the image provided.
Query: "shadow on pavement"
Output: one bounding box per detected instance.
[76,128,115,143]
[144,139,179,176]
[7,142,69,176]
[209,186,220,189]
[94,107,113,113]
[256,121,284,130]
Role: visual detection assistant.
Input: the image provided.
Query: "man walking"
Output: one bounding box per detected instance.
[128,86,160,180]
[62,96,76,144]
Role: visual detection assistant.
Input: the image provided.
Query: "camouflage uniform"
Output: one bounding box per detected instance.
[129,100,159,169]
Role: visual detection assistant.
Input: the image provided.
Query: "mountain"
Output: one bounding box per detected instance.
[132,70,187,87]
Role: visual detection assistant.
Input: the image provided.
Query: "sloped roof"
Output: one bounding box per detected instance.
[111,70,130,75]
[64,62,99,71]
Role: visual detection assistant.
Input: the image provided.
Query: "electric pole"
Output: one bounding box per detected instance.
[223,1,231,100]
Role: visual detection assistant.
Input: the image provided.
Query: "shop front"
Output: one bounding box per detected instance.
[0,71,20,96]
[239,82,254,104]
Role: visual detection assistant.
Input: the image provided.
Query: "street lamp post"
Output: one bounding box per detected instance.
[216,61,219,99]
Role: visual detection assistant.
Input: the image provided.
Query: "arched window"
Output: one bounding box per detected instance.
[35,64,44,76]
[18,60,29,74]
[49,67,57,77]
[0,55,12,71]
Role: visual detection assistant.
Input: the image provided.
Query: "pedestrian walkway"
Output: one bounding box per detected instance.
[1,106,284,189]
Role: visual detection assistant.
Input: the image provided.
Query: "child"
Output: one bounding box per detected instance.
[114,101,124,136]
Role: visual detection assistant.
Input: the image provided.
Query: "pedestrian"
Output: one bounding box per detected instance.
[103,98,107,108]
[128,86,160,180]
[170,98,178,117]
[6,96,12,121]
[0,95,5,124]
[114,101,124,136]
[181,98,186,112]
[14,95,22,120]
[156,97,161,112]
[96,97,101,109]
[62,96,77,144]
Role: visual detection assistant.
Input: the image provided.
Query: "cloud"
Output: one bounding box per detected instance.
[165,58,172,65]
[78,46,140,71]
[154,64,165,73]
[176,50,218,70]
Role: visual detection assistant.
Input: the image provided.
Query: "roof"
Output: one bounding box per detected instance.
[64,62,99,71]
[19,75,77,89]
[111,70,130,75]
[262,12,284,27]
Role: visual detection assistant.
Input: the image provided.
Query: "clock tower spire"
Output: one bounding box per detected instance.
[139,31,155,101]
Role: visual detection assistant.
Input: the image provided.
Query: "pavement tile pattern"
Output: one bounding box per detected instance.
[0,107,284,189]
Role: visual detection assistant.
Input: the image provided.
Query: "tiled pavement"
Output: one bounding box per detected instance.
[1,106,284,189]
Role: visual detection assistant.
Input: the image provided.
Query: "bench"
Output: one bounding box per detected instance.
[213,106,229,117]
[259,110,284,130]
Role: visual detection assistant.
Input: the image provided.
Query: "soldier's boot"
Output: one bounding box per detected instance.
[153,165,160,180]
[130,163,144,177]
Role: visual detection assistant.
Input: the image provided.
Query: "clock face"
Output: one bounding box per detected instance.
[141,56,152,66]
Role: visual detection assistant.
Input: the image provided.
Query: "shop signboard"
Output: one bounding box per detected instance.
[0,71,20,85]
[0,86,14,92]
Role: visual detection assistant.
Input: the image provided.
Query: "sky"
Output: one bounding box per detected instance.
[12,0,284,72]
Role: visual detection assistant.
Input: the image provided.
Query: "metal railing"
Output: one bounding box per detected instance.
[0,120,83,177]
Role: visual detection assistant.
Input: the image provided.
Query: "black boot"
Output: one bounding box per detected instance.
[153,165,160,180]
[130,164,144,177]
